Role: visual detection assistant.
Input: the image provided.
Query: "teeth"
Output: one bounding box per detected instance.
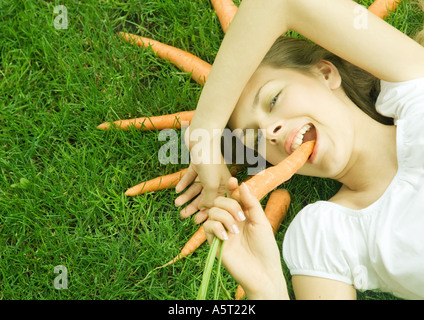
[292,124,311,151]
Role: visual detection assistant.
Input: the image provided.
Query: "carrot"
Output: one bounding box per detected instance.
[118,32,211,85]
[210,0,238,33]
[164,225,207,267]
[97,110,195,131]
[235,189,291,300]
[234,284,246,300]
[232,140,315,201]
[125,164,243,197]
[140,225,207,282]
[368,0,401,19]
[264,189,291,234]
[125,168,188,196]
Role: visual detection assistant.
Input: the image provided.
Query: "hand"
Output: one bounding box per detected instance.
[174,162,232,224]
[204,178,289,299]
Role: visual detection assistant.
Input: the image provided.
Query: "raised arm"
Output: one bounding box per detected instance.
[182,0,424,211]
[286,0,424,82]
[192,0,424,133]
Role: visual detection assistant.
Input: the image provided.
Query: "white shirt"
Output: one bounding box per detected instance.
[282,77,424,300]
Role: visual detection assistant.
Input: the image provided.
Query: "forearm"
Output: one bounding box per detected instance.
[190,0,421,144]
[245,276,290,300]
[189,0,289,136]
[190,0,360,136]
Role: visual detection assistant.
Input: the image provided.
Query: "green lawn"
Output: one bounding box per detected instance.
[0,0,422,300]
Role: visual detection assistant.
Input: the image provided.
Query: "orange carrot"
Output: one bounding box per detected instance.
[125,164,243,197]
[368,0,401,19]
[140,225,207,282]
[164,225,207,267]
[118,32,211,85]
[264,189,291,234]
[97,110,195,131]
[125,168,189,196]
[235,285,246,300]
[210,0,238,33]
[235,189,291,300]
[232,140,315,201]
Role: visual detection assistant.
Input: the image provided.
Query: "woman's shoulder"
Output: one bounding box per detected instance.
[376,76,424,120]
[282,200,362,286]
[285,200,360,236]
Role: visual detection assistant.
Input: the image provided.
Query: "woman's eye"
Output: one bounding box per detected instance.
[269,92,281,111]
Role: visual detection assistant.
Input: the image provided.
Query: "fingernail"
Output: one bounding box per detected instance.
[231,224,240,234]
[221,231,228,240]
[238,211,246,221]
[174,197,180,206]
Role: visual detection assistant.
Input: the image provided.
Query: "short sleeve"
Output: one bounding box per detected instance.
[376,77,424,174]
[376,77,424,121]
[282,202,364,286]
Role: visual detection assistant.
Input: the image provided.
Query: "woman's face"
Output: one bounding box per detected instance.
[228,63,358,179]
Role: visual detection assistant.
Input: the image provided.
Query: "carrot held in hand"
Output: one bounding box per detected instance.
[368,0,401,19]
[97,110,195,131]
[118,32,211,85]
[210,0,238,33]
[235,189,291,300]
[232,140,315,201]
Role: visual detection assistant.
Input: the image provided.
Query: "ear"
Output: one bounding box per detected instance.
[314,60,342,90]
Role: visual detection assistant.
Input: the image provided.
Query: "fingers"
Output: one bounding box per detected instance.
[227,177,239,193]
[194,209,208,224]
[209,207,240,236]
[175,165,197,193]
[174,180,203,207]
[213,195,246,222]
[178,194,202,219]
[204,219,228,243]
[203,219,228,244]
[239,183,266,224]
[204,195,247,241]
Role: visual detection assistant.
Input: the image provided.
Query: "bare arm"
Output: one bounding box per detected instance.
[292,276,357,300]
[286,0,424,82]
[182,0,424,213]
[191,0,424,133]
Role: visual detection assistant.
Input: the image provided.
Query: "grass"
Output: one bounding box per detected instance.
[0,0,422,300]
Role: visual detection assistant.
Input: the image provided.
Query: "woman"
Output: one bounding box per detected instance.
[175,0,424,299]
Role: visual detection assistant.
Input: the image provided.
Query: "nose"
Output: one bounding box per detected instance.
[265,121,284,145]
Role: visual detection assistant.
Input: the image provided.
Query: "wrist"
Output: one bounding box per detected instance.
[245,276,289,300]
[184,125,222,152]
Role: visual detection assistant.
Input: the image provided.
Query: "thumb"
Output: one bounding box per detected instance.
[239,183,266,224]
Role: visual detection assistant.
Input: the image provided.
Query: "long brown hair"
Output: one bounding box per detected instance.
[260,36,393,125]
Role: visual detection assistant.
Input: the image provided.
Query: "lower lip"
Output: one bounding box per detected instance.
[307,129,319,163]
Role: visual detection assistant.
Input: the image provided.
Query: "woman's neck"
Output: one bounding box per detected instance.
[330,109,398,210]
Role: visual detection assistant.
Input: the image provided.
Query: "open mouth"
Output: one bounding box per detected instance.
[289,123,317,155]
